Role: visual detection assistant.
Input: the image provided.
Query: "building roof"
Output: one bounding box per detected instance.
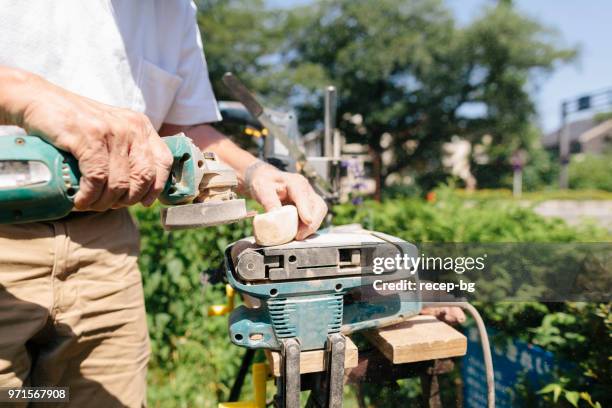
[542,118,596,148]
[579,119,612,144]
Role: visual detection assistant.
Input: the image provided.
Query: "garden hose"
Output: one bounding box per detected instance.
[422,302,495,408]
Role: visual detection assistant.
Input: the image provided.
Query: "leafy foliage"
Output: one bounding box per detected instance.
[333,186,608,243]
[593,111,612,124]
[196,0,286,101]
[569,154,612,192]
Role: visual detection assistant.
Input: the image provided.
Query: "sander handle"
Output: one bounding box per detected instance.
[0,134,201,224]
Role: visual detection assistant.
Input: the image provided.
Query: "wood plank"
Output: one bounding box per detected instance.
[364,315,467,364]
[266,337,358,377]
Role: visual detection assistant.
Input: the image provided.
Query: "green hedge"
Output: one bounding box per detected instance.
[570,154,612,192]
[132,188,610,407]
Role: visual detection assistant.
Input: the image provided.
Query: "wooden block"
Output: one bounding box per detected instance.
[266,337,358,377]
[364,315,467,364]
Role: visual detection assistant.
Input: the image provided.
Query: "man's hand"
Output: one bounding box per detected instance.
[9,70,173,211]
[246,162,327,240]
[162,123,329,241]
[420,306,466,325]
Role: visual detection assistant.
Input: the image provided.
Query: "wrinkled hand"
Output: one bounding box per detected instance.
[247,162,327,240]
[19,75,173,211]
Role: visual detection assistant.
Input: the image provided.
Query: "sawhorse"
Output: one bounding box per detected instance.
[225,315,467,407]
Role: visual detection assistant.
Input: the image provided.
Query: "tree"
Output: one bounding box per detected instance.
[196,0,285,100]
[270,0,576,191]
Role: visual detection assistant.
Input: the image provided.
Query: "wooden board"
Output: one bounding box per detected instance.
[364,315,467,364]
[266,337,358,377]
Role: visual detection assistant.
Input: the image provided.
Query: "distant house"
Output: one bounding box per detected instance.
[579,120,612,154]
[543,118,612,154]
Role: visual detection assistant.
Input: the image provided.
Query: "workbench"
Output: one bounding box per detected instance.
[266,314,467,407]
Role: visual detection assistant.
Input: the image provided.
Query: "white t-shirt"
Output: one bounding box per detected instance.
[0,0,221,133]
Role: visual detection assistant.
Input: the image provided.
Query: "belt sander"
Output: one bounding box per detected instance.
[226,229,422,350]
[225,228,421,407]
[226,228,421,351]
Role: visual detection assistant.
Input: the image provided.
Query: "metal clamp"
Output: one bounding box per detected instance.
[276,338,301,408]
[326,333,346,408]
[305,333,346,408]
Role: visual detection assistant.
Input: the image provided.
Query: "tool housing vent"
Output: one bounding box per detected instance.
[267,292,344,350]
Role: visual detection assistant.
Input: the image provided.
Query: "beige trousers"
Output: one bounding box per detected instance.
[0,209,149,407]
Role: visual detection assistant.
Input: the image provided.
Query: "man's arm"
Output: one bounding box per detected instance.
[0,66,31,126]
[159,123,327,240]
[0,65,173,210]
[156,2,326,237]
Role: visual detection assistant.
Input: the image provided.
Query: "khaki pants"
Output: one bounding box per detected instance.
[0,209,149,407]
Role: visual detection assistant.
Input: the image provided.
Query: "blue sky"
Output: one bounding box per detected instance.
[269,0,612,133]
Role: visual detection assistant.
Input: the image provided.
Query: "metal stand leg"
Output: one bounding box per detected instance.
[305,333,346,408]
[326,333,346,408]
[229,348,255,402]
[275,338,301,408]
[420,360,442,408]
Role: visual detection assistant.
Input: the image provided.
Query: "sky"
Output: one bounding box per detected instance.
[270,0,612,133]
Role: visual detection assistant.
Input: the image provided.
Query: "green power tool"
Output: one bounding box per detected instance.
[0,134,251,228]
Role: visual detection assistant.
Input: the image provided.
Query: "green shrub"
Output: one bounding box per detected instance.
[334,187,608,243]
[569,153,612,192]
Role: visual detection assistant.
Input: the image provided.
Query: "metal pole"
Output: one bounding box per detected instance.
[559,101,569,189]
[228,349,255,402]
[324,85,341,204]
[513,168,522,198]
[324,86,337,158]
